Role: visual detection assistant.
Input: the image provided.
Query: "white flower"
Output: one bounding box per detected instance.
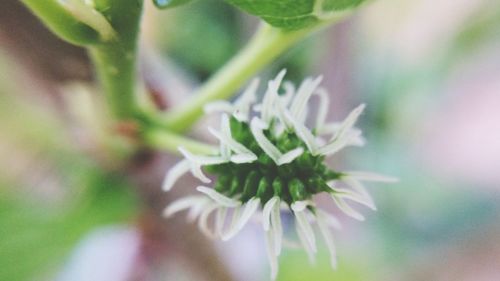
[162,70,397,279]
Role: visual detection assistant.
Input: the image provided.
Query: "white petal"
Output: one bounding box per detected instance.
[339,178,377,210]
[278,147,304,165]
[250,117,283,163]
[291,201,309,212]
[317,209,342,230]
[204,101,234,114]
[215,207,228,237]
[163,196,205,217]
[262,197,279,231]
[179,147,228,165]
[190,164,211,183]
[198,203,219,238]
[271,199,283,255]
[230,153,258,163]
[290,76,323,119]
[262,70,286,124]
[331,195,365,221]
[233,78,259,122]
[265,230,279,280]
[314,88,330,131]
[316,136,351,156]
[222,197,260,240]
[295,217,316,264]
[162,159,190,191]
[197,186,241,207]
[208,122,256,160]
[293,208,317,254]
[316,211,338,269]
[284,110,318,154]
[344,171,399,183]
[187,199,210,222]
[330,104,365,141]
[280,81,296,107]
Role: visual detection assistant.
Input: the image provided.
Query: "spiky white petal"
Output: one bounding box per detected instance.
[331,195,365,221]
[314,88,330,131]
[316,210,338,269]
[289,76,323,119]
[265,230,279,280]
[277,147,304,165]
[204,101,235,114]
[343,171,399,183]
[187,198,211,222]
[263,197,279,231]
[222,197,261,240]
[292,202,317,254]
[262,70,287,124]
[208,118,257,162]
[162,159,190,191]
[197,186,241,207]
[330,104,365,141]
[163,196,206,217]
[233,78,259,122]
[316,209,342,230]
[198,203,219,238]
[284,110,318,154]
[178,147,228,166]
[295,216,316,263]
[215,207,228,237]
[271,199,283,254]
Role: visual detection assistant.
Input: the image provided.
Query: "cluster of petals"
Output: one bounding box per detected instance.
[162,70,397,279]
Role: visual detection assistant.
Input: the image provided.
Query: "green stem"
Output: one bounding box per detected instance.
[143,129,218,155]
[89,0,143,119]
[159,13,351,132]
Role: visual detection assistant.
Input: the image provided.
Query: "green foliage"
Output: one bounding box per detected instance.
[153,0,195,9]
[224,0,366,30]
[0,170,136,281]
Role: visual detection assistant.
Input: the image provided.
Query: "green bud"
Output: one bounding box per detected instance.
[289,178,307,202]
[242,171,260,201]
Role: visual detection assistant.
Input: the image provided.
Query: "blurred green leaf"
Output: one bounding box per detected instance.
[224,0,365,30]
[153,0,195,9]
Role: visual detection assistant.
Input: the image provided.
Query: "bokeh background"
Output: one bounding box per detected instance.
[1,0,500,280]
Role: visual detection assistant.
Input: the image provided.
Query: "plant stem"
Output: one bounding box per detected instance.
[143,129,218,155]
[89,0,143,119]
[159,13,351,132]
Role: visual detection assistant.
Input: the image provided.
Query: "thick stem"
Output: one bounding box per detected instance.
[159,12,351,133]
[143,129,217,155]
[89,0,143,119]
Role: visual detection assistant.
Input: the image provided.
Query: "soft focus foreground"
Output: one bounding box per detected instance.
[1,0,500,280]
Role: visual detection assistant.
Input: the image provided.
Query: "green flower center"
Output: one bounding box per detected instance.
[205,117,342,205]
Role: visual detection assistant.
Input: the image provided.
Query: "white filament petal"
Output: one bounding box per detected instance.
[281,81,296,107]
[197,186,240,207]
[233,78,259,122]
[339,178,377,210]
[163,196,205,217]
[317,136,351,156]
[331,195,365,221]
[271,199,283,255]
[187,199,210,222]
[278,147,304,165]
[222,197,260,240]
[162,159,190,191]
[291,201,308,212]
[230,153,258,163]
[198,203,219,238]
[316,211,338,269]
[314,88,330,131]
[263,197,279,231]
[332,188,376,211]
[265,230,279,280]
[330,104,365,141]
[317,209,342,230]
[215,207,228,237]
[250,117,283,164]
[178,147,228,166]
[262,70,286,124]
[344,171,399,183]
[284,110,318,154]
[190,165,211,183]
[204,101,234,114]
[292,207,317,253]
[296,218,316,263]
[290,76,323,119]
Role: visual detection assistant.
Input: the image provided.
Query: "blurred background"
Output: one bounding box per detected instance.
[1,0,500,280]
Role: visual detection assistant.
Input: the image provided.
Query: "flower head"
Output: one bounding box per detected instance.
[162,70,397,279]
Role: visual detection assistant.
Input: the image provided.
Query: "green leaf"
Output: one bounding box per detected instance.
[153,0,195,9]
[224,0,366,30]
